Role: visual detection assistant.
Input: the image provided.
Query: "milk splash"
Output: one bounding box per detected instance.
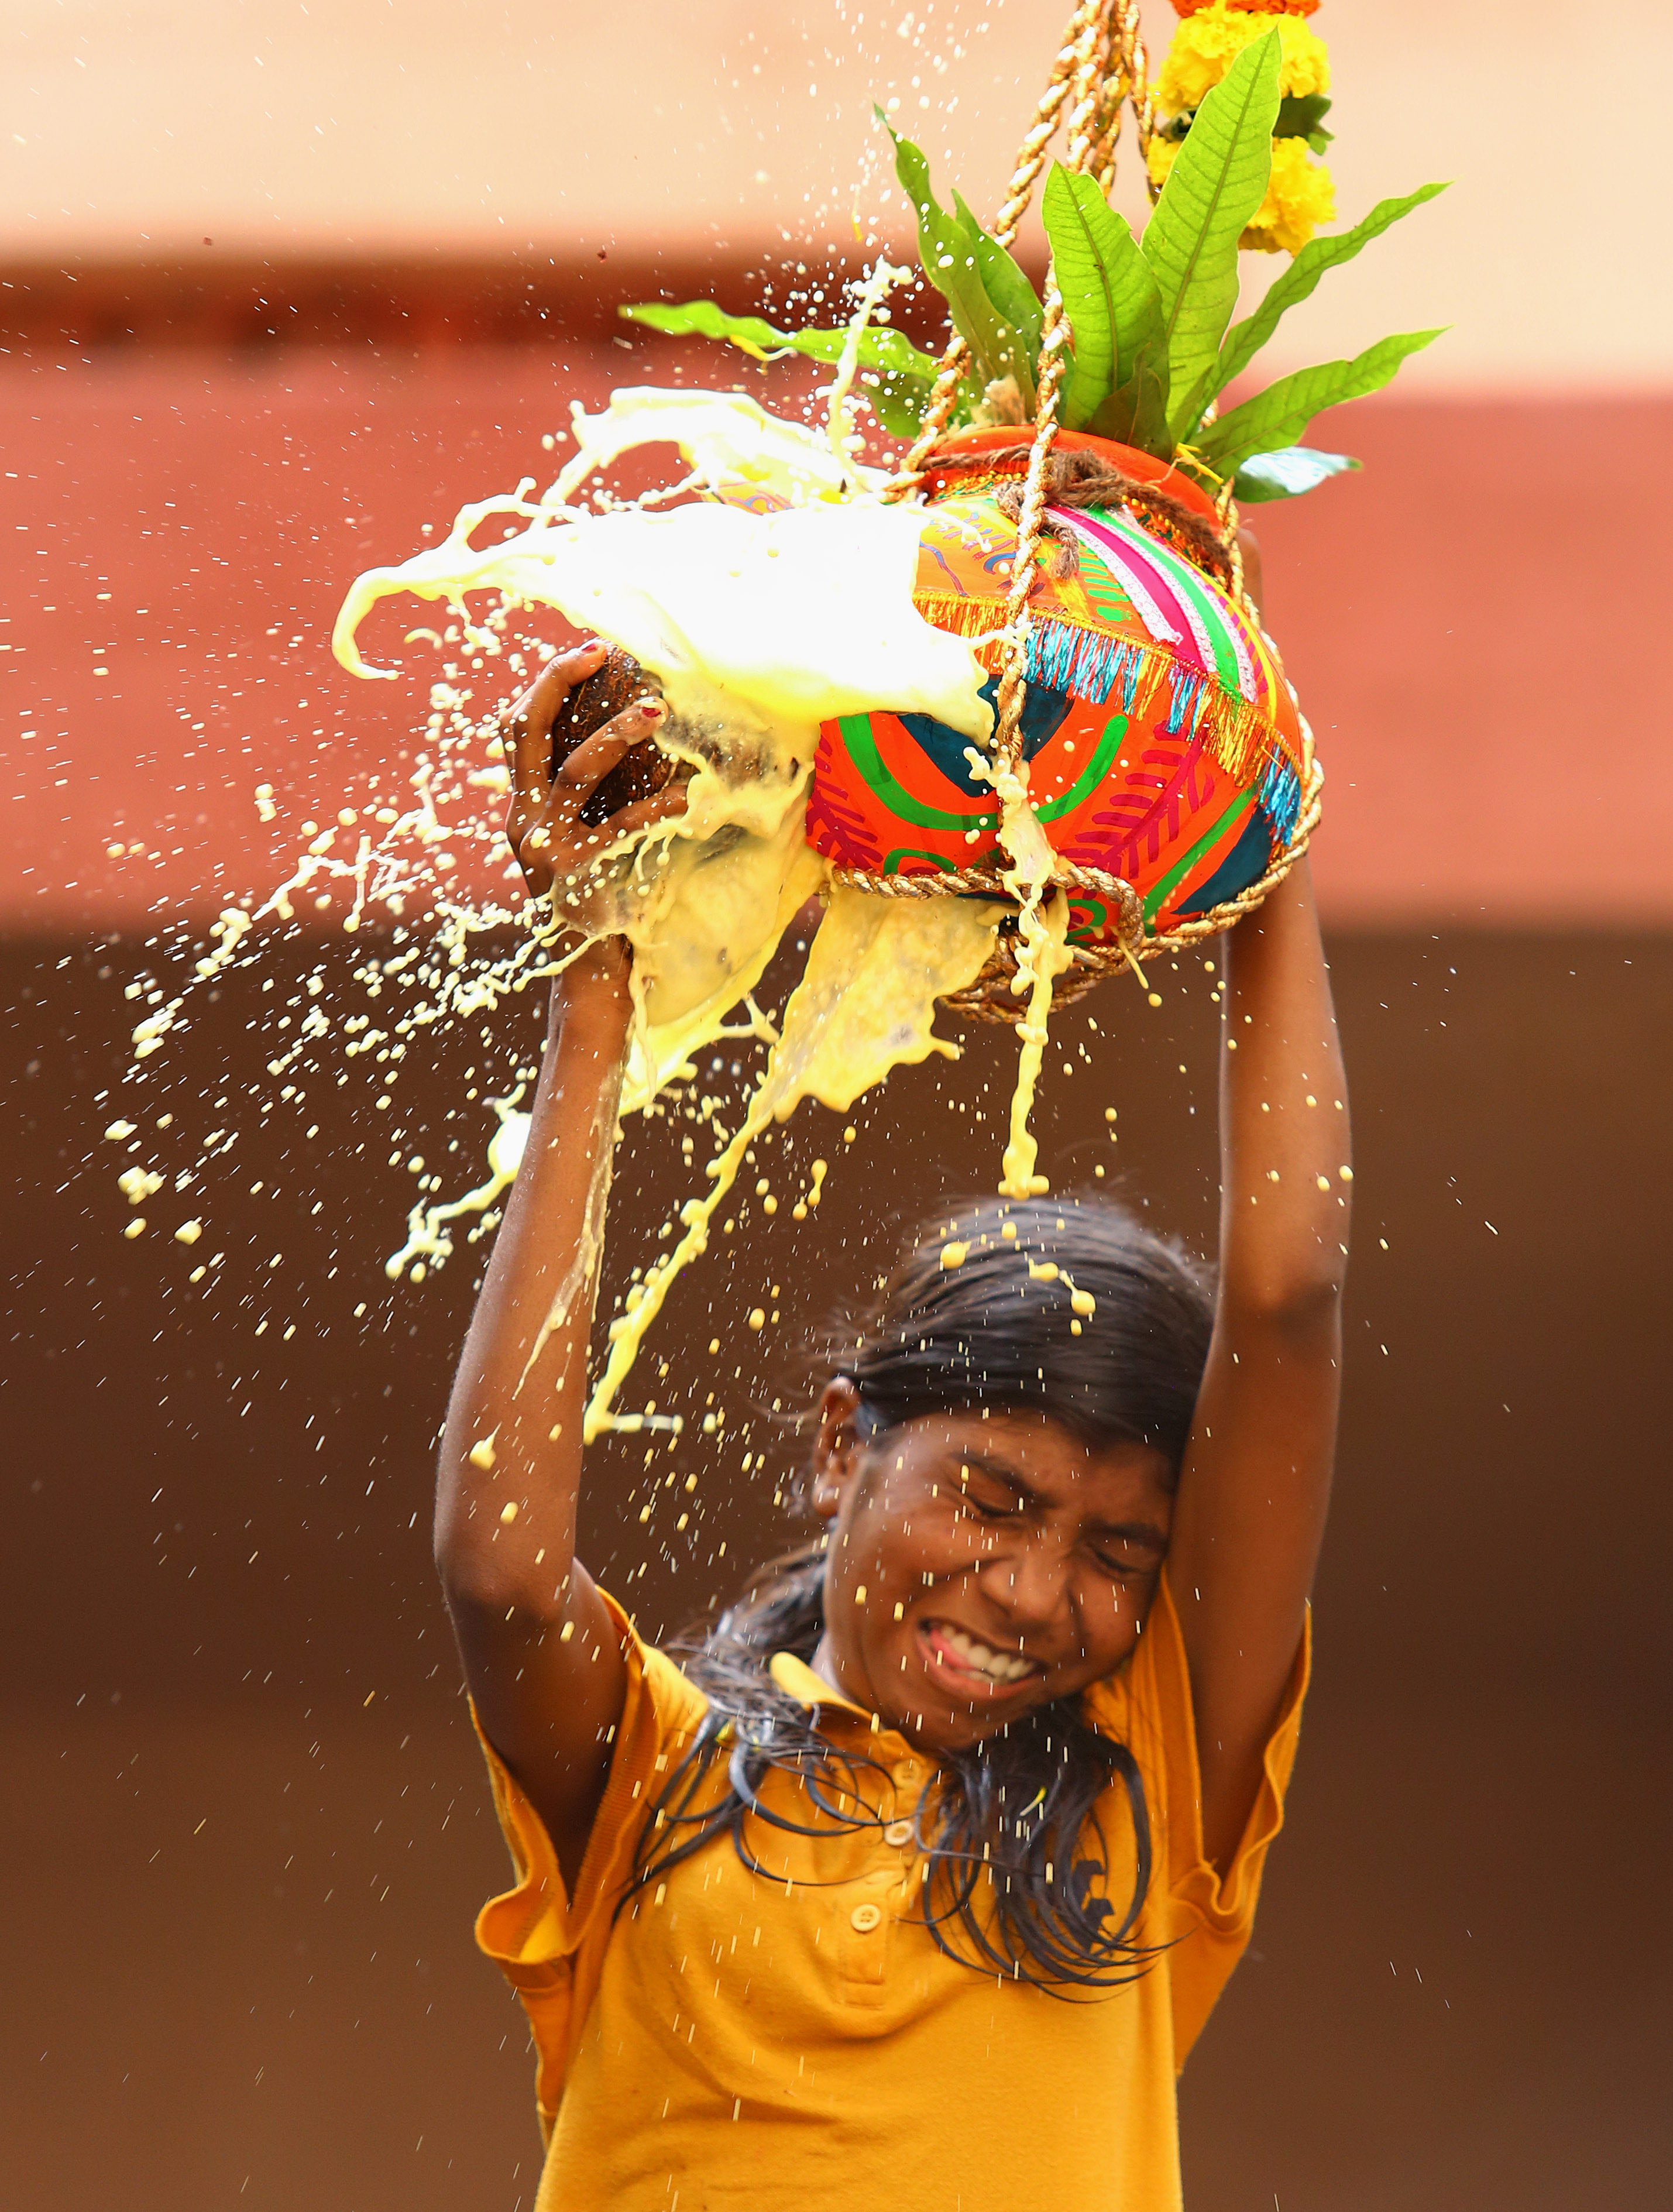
[109,385,1078,1437]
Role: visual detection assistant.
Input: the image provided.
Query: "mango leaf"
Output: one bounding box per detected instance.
[953,190,1043,368]
[1141,31,1282,446]
[1233,446,1361,502]
[1087,357,1170,458]
[1274,92,1333,149]
[1207,181,1450,406]
[881,114,1039,410]
[621,298,945,437]
[621,298,937,379]
[857,364,943,438]
[1042,164,1167,434]
[1197,328,1446,474]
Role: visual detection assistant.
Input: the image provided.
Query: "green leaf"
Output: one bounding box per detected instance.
[953,190,1042,367]
[1042,165,1166,434]
[1087,357,1170,458]
[1274,92,1333,146]
[880,112,1039,410]
[857,365,942,438]
[1141,30,1283,446]
[1197,329,1446,474]
[620,298,938,380]
[620,299,948,437]
[1233,446,1361,502]
[1208,181,1450,405]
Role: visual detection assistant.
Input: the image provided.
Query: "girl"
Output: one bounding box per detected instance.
[438,638,1349,2211]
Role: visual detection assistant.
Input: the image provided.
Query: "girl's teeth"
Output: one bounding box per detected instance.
[939,1625,1033,1682]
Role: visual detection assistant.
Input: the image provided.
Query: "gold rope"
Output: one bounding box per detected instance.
[829,853,1144,944]
[1110,0,1159,189]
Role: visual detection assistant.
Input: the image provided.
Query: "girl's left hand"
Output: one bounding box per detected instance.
[502,643,688,911]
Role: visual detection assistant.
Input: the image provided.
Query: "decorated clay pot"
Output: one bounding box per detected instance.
[805,428,1306,946]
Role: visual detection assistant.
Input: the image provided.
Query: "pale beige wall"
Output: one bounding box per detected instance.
[5,0,1669,389]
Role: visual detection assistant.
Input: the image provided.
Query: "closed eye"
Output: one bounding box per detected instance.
[955,1486,1017,1523]
[1088,1526,1166,1578]
[1091,1546,1153,1578]
[945,1451,1036,1519]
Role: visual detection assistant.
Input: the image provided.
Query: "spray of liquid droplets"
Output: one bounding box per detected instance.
[107,382,1081,1435]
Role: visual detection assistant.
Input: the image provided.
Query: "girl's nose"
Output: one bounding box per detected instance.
[992,1538,1069,1632]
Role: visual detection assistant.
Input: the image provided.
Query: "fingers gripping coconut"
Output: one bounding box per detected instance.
[502,640,689,915]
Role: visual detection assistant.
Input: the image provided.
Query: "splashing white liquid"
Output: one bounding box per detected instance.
[328,387,1076,1428]
[107,387,1078,1437]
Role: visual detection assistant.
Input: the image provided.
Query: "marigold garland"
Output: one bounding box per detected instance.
[1241,136,1338,252]
[1153,0,1335,255]
[1155,3,1330,110]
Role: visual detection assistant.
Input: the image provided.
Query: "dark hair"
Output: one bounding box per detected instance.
[631,1195,1215,1993]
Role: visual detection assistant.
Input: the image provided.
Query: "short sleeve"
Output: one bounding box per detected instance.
[471,1589,709,2142]
[1085,1567,1311,2067]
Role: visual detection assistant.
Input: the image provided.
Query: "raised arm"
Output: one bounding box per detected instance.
[1166,856,1351,1869]
[435,644,682,1889]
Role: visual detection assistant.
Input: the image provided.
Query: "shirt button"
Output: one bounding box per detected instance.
[883,1820,913,1847]
[850,1902,884,1933]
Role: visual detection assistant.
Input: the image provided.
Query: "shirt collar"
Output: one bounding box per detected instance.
[769,1650,868,1713]
[767,1653,922,1773]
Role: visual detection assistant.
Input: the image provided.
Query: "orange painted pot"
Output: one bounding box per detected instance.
[805,430,1306,942]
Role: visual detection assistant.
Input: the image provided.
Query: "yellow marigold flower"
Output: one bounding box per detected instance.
[1149,131,1333,256]
[1146,138,1182,193]
[1241,139,1337,255]
[1155,3,1330,116]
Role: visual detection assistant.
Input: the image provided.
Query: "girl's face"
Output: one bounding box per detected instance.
[808,1380,1174,1756]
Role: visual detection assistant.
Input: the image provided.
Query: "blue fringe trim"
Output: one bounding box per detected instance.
[1021,620,1149,710]
[1162,665,1205,737]
[1257,750,1301,847]
[914,595,1303,828]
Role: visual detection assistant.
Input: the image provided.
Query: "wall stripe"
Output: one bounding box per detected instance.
[4,352,1668,931]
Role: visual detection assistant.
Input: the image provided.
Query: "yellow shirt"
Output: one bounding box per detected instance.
[475,1569,1309,2212]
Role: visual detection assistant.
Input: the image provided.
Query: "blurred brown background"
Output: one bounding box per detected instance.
[5,5,1672,2208]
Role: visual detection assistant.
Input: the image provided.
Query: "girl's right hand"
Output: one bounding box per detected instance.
[502,641,688,912]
